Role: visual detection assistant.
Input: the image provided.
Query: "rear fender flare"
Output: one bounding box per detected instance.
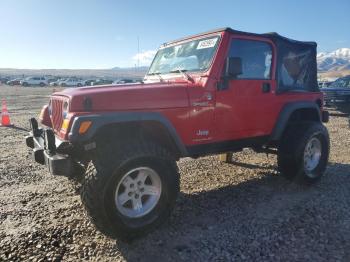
[270,101,321,141]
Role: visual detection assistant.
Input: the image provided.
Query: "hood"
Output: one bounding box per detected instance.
[54,82,189,112]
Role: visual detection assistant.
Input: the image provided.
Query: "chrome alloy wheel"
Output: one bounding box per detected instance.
[303,137,322,176]
[115,167,162,218]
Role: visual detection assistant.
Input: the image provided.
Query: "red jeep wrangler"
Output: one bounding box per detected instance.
[26,28,330,240]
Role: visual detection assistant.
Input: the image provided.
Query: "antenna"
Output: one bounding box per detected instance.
[137,36,140,70]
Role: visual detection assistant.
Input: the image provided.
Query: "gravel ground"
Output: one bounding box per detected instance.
[1,86,350,262]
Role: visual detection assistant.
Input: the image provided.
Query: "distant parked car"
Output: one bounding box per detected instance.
[21,77,48,87]
[84,79,96,86]
[50,79,66,87]
[0,77,10,85]
[91,79,114,86]
[60,78,85,87]
[321,75,350,104]
[47,77,59,84]
[112,79,135,85]
[7,78,22,86]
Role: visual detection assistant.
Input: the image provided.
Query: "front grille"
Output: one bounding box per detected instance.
[50,97,64,132]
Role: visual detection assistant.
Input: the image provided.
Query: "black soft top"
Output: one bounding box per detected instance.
[169,28,319,92]
[234,29,318,92]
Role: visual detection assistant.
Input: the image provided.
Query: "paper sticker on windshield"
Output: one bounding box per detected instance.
[197,38,218,49]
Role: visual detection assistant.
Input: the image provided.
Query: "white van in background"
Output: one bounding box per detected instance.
[21,77,48,87]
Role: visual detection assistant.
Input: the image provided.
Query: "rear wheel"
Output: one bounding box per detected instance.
[81,141,179,240]
[278,122,329,184]
[39,82,45,87]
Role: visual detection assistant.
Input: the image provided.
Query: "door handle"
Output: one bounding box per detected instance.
[262,83,271,93]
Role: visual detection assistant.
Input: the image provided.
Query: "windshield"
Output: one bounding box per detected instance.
[329,78,350,88]
[148,36,220,75]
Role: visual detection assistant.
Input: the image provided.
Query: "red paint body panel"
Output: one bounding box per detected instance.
[46,29,324,151]
[58,83,190,112]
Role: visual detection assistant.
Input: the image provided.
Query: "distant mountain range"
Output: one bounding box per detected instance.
[317,48,350,72]
[1,49,349,80]
[0,67,148,79]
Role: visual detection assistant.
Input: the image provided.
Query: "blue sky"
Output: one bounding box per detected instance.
[0,0,349,69]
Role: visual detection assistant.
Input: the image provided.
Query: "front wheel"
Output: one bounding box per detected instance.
[81,141,179,240]
[278,122,330,184]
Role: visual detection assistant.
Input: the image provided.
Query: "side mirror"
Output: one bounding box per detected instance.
[225,57,242,79]
[217,57,243,90]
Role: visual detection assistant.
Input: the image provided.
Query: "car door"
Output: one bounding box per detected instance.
[214,37,277,141]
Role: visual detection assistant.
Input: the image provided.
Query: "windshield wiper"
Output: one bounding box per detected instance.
[147,72,164,82]
[169,69,194,83]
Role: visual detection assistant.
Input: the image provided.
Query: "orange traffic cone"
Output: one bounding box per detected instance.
[1,99,13,127]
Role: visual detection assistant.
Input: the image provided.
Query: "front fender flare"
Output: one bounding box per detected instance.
[68,112,188,156]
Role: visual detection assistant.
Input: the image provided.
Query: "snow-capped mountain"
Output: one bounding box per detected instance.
[317,48,350,72]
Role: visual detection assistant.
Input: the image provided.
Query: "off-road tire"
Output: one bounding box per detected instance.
[68,162,86,183]
[81,141,179,241]
[278,121,329,184]
[67,163,87,194]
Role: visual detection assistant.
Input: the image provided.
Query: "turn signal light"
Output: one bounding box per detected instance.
[61,119,70,131]
[79,121,92,134]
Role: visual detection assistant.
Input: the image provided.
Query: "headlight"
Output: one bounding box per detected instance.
[62,101,69,119]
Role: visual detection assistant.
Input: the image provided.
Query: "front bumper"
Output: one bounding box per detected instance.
[25,118,72,177]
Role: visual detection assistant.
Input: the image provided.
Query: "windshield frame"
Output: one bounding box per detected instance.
[146,34,222,76]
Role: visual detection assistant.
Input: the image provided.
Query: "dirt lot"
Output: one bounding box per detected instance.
[1,86,350,262]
